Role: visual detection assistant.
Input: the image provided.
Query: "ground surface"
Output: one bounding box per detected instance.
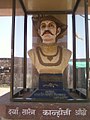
[0,87,10,96]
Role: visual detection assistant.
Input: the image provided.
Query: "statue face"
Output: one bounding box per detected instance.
[38,20,61,44]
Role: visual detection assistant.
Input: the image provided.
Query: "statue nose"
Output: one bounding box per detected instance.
[45,25,51,31]
[45,26,48,30]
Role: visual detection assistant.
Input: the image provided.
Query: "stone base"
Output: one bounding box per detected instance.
[0,93,90,120]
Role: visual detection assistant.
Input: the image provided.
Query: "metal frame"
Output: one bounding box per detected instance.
[72,0,81,90]
[11,0,89,102]
[84,0,89,98]
[11,0,16,99]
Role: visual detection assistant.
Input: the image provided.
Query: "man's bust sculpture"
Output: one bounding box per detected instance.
[28,16,71,75]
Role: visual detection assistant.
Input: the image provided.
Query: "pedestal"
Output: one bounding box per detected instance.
[0,93,90,120]
[30,74,72,101]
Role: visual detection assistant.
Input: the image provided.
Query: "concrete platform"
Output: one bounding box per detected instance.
[0,93,90,120]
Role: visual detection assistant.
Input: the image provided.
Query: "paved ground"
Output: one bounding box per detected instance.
[0,87,10,96]
[0,87,10,120]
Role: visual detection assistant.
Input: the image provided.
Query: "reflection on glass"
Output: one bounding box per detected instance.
[14,16,24,94]
[75,0,86,96]
[67,15,73,89]
[27,15,33,88]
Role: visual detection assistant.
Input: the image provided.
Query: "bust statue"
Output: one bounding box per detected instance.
[28,16,71,74]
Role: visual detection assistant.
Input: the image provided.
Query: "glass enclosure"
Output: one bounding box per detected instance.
[88,8,90,98]
[11,0,89,102]
[12,0,25,96]
[75,0,87,97]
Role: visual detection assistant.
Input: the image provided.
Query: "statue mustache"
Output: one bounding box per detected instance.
[42,30,53,36]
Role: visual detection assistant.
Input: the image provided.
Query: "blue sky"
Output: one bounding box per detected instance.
[0,16,12,58]
[0,16,32,58]
[0,15,90,59]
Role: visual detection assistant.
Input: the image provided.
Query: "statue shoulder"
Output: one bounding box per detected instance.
[28,48,36,58]
[60,46,72,59]
[61,47,72,55]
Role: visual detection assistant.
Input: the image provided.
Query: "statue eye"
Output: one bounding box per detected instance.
[40,24,46,29]
[50,24,53,27]
[49,23,55,28]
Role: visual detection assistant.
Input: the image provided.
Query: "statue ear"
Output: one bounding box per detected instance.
[56,27,61,36]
